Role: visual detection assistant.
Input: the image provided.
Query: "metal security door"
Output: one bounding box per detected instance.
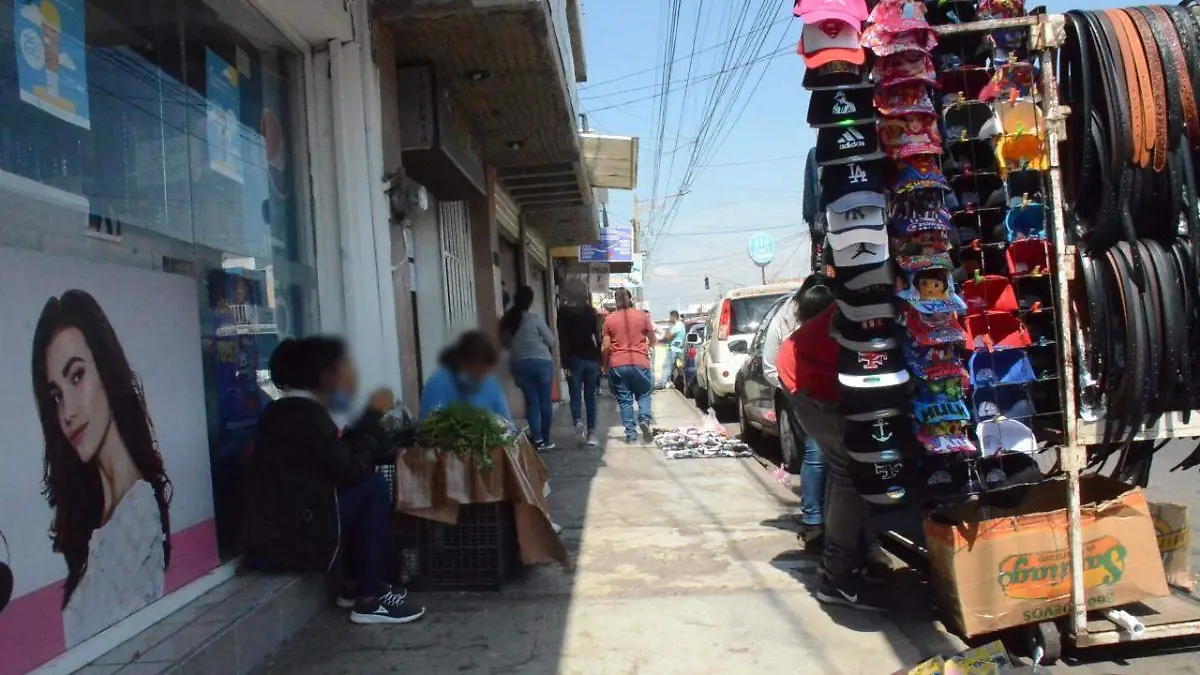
[438,201,476,333]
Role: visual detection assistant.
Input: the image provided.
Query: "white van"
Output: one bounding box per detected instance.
[693,281,800,417]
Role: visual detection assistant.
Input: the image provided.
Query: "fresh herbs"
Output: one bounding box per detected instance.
[416,404,515,474]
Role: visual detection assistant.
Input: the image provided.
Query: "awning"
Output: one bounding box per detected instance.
[580,133,639,190]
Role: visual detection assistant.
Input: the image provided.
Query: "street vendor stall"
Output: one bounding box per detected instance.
[795,0,1200,665]
[387,405,569,589]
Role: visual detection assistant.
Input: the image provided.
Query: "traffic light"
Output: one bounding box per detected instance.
[704,276,710,290]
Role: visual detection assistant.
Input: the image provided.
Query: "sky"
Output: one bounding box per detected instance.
[576,0,1121,315]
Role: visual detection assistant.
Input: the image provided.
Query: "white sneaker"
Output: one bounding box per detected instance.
[575,420,586,444]
[585,431,598,446]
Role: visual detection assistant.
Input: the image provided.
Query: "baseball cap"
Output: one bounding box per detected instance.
[815,121,884,166]
[963,312,1034,351]
[995,99,1045,136]
[903,341,967,380]
[997,132,1049,175]
[980,61,1037,102]
[951,172,1007,212]
[872,51,938,88]
[803,60,873,90]
[879,114,943,160]
[862,26,938,57]
[836,295,896,322]
[900,303,967,345]
[826,204,886,241]
[912,389,972,425]
[841,259,895,291]
[938,67,991,105]
[1004,200,1047,240]
[891,156,950,193]
[891,207,953,237]
[958,245,1011,279]
[969,349,1036,387]
[917,421,978,455]
[896,251,954,273]
[848,454,915,508]
[895,268,968,314]
[832,238,890,269]
[821,159,887,212]
[795,0,870,22]
[944,100,1000,141]
[808,87,876,128]
[892,230,951,259]
[874,82,936,117]
[972,384,1036,422]
[867,0,932,30]
[831,310,899,351]
[844,414,919,460]
[840,381,910,418]
[800,20,865,69]
[961,274,1018,313]
[943,140,1002,179]
[993,27,1030,63]
[951,209,1003,246]
[933,28,990,66]
[837,346,910,388]
[977,418,1037,457]
[1024,307,1055,344]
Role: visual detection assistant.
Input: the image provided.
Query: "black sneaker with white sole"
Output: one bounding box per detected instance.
[349,592,426,624]
[816,580,891,612]
[337,585,407,609]
[639,420,654,442]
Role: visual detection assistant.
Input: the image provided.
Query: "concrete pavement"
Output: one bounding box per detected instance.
[255,391,1200,674]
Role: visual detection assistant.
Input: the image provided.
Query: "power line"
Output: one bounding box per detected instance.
[580,14,793,89]
[699,152,811,167]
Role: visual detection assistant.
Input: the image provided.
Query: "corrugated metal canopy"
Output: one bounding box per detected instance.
[580,133,638,190]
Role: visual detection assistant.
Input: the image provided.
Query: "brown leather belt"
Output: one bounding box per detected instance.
[1124,8,1168,171]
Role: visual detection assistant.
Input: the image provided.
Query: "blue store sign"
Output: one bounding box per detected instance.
[747,232,776,267]
[580,226,634,263]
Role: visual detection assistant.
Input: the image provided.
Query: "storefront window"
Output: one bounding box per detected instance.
[0,0,315,669]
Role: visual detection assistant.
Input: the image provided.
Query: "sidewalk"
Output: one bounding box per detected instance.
[255,391,952,675]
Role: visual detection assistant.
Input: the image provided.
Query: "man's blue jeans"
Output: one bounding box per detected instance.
[658,347,683,387]
[608,364,653,439]
[567,357,599,431]
[800,435,827,526]
[512,357,555,444]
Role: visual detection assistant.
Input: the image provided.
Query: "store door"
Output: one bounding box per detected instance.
[439,201,476,335]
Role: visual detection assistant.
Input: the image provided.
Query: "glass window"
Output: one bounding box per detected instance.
[0,0,316,559]
[729,293,787,336]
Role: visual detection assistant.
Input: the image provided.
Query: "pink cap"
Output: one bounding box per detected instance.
[800,19,865,69]
[795,0,869,22]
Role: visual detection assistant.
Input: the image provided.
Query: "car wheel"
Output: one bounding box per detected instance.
[739,398,761,445]
[694,382,707,407]
[778,403,802,474]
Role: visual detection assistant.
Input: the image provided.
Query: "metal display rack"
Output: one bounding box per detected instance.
[918,13,1200,664]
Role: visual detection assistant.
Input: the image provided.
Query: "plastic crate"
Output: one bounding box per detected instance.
[416,502,521,590]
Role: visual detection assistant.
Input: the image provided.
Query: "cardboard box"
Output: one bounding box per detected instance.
[1149,502,1193,591]
[925,475,1169,637]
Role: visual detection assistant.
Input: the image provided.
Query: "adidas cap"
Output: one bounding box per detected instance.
[815,121,883,166]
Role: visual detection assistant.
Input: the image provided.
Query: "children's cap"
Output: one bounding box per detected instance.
[801,20,865,69]
[895,268,968,314]
[961,274,1019,313]
[969,349,1037,387]
[963,312,1034,351]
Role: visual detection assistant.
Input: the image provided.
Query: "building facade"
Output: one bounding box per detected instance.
[0,0,609,672]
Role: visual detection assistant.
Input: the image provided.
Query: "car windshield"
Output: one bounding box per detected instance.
[729,293,787,336]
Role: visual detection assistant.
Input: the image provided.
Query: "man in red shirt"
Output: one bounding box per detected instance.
[778,283,889,612]
[602,288,657,443]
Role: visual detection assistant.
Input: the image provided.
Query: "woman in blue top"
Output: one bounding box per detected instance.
[419,331,512,424]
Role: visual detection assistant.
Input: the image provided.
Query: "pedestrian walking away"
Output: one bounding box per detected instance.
[501,285,558,451]
[602,288,656,443]
[557,278,602,447]
[656,310,686,389]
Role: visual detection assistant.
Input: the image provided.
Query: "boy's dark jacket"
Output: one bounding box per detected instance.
[244,396,387,572]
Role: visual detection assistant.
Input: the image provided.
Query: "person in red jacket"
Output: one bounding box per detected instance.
[778,281,890,612]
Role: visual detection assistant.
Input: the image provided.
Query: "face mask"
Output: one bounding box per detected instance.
[329,390,353,414]
[456,371,480,393]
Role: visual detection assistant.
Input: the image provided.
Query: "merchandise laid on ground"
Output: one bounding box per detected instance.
[653,416,756,459]
[796,0,1200,665]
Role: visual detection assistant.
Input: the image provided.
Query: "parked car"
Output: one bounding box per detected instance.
[695,281,800,419]
[734,294,807,472]
[672,321,707,396]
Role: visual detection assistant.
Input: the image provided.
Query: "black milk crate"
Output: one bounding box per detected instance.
[416,501,522,590]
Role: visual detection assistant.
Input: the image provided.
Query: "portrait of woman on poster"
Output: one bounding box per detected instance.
[31,289,172,647]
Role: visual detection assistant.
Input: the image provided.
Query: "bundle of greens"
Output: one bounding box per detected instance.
[415,404,515,474]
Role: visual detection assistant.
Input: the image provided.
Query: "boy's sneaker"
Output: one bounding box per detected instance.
[639,420,654,442]
[349,592,426,624]
[585,431,598,446]
[337,585,407,609]
[575,420,586,444]
[816,579,891,612]
[536,440,557,451]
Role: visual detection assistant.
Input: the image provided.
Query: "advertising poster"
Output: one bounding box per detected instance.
[579,226,634,263]
[0,247,217,674]
[206,48,243,183]
[14,0,91,129]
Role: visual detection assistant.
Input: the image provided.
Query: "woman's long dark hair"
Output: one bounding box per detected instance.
[31,290,172,608]
[499,285,535,341]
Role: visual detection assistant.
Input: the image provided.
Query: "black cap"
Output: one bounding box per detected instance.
[808,87,876,128]
[836,345,910,388]
[943,101,998,142]
[844,414,919,460]
[848,454,917,509]
[836,281,894,310]
[816,121,884,166]
[820,158,885,211]
[831,309,899,351]
[802,60,873,91]
[839,380,911,418]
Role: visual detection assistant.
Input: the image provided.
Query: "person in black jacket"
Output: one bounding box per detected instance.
[245,337,424,625]
[557,279,601,446]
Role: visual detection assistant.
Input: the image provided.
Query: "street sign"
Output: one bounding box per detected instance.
[747,232,776,267]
